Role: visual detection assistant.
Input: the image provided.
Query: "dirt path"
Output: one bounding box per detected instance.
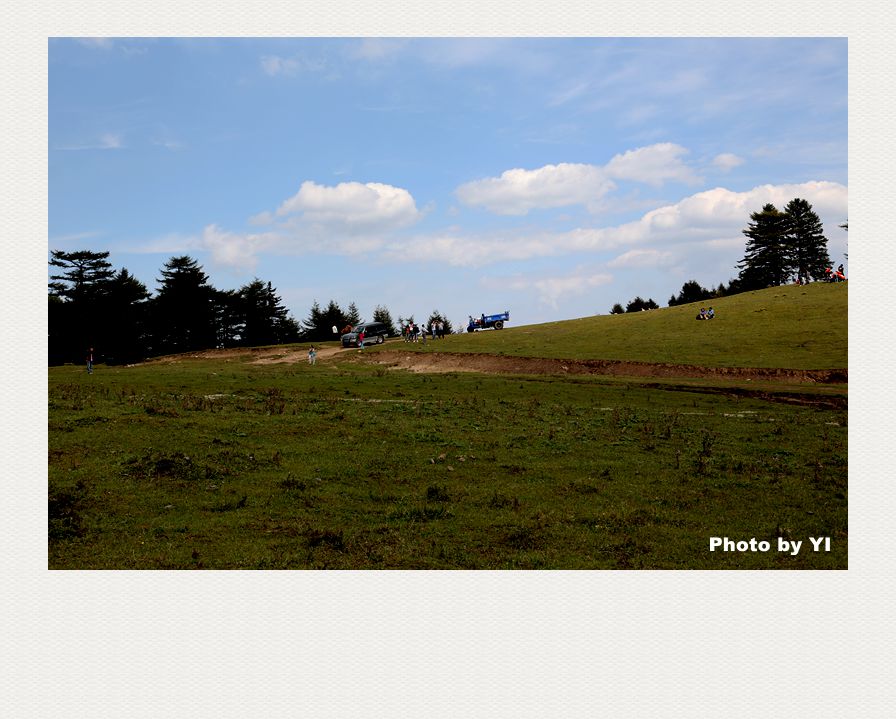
[140,344,847,388]
[250,345,344,364]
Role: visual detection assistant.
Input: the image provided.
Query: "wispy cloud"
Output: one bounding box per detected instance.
[49,231,103,245]
[712,153,745,172]
[55,133,123,151]
[489,269,614,309]
[260,54,326,77]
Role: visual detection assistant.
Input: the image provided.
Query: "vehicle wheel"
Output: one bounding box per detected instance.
[467,327,475,333]
[494,321,503,330]
[377,335,384,344]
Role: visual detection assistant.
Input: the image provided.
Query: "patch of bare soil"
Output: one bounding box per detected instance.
[139,345,345,365]
[374,350,848,384]
[374,351,847,409]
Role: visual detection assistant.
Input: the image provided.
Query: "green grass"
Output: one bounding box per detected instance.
[49,354,847,569]
[392,282,847,369]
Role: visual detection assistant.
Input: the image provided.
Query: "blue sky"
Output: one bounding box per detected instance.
[49,37,848,329]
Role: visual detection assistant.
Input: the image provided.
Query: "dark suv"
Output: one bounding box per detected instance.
[341,322,390,348]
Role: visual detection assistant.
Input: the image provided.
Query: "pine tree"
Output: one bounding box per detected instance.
[372,305,398,336]
[625,297,658,312]
[102,268,151,363]
[151,256,217,354]
[346,302,363,326]
[302,299,350,342]
[48,250,116,362]
[238,279,298,346]
[426,310,453,335]
[668,280,713,307]
[783,198,831,282]
[737,204,790,289]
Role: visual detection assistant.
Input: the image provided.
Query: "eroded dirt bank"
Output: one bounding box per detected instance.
[373,350,848,384]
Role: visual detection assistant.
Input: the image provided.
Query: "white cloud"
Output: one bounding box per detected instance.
[455,163,615,216]
[76,38,115,50]
[496,270,614,309]
[604,143,701,186]
[260,55,326,77]
[201,224,262,270]
[276,180,422,231]
[260,55,299,76]
[455,143,702,216]
[248,211,274,226]
[352,39,408,61]
[56,133,123,152]
[388,180,848,267]
[712,153,745,172]
[607,249,675,269]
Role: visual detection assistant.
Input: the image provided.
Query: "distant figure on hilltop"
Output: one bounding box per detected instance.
[86,347,94,374]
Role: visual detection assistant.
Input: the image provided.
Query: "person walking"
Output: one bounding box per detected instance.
[86,347,94,374]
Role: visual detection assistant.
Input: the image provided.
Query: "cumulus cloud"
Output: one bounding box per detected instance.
[455,163,615,215]
[276,180,422,231]
[604,143,701,186]
[388,180,847,267]
[712,153,745,172]
[455,143,701,216]
[201,224,269,271]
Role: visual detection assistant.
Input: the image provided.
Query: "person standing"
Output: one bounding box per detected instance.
[308,345,317,365]
[358,330,365,351]
[86,347,94,374]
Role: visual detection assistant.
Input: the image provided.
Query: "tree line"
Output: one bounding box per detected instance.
[607,197,839,314]
[48,250,453,365]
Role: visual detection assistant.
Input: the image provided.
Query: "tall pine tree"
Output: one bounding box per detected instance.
[737,203,790,289]
[151,256,217,355]
[48,250,116,363]
[783,198,831,282]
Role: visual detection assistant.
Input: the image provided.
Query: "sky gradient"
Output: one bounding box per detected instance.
[49,37,848,329]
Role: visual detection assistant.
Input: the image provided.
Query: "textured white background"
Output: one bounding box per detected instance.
[3,1,891,716]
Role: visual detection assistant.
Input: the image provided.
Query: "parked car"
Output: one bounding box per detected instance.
[341,321,391,348]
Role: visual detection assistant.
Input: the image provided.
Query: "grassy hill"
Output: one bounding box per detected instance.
[408,282,847,369]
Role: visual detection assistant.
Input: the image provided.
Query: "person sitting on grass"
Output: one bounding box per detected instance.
[696,308,707,320]
[707,307,715,319]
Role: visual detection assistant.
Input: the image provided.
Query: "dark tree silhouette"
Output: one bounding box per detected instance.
[151,256,217,355]
[783,198,831,282]
[737,203,791,289]
[372,305,398,336]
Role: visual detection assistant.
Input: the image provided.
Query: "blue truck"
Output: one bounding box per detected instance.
[467,311,510,332]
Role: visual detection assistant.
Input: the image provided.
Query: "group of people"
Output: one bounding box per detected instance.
[824,264,847,282]
[403,321,446,343]
[696,307,715,320]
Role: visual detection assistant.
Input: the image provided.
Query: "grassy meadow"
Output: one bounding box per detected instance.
[422,281,847,368]
[48,285,847,569]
